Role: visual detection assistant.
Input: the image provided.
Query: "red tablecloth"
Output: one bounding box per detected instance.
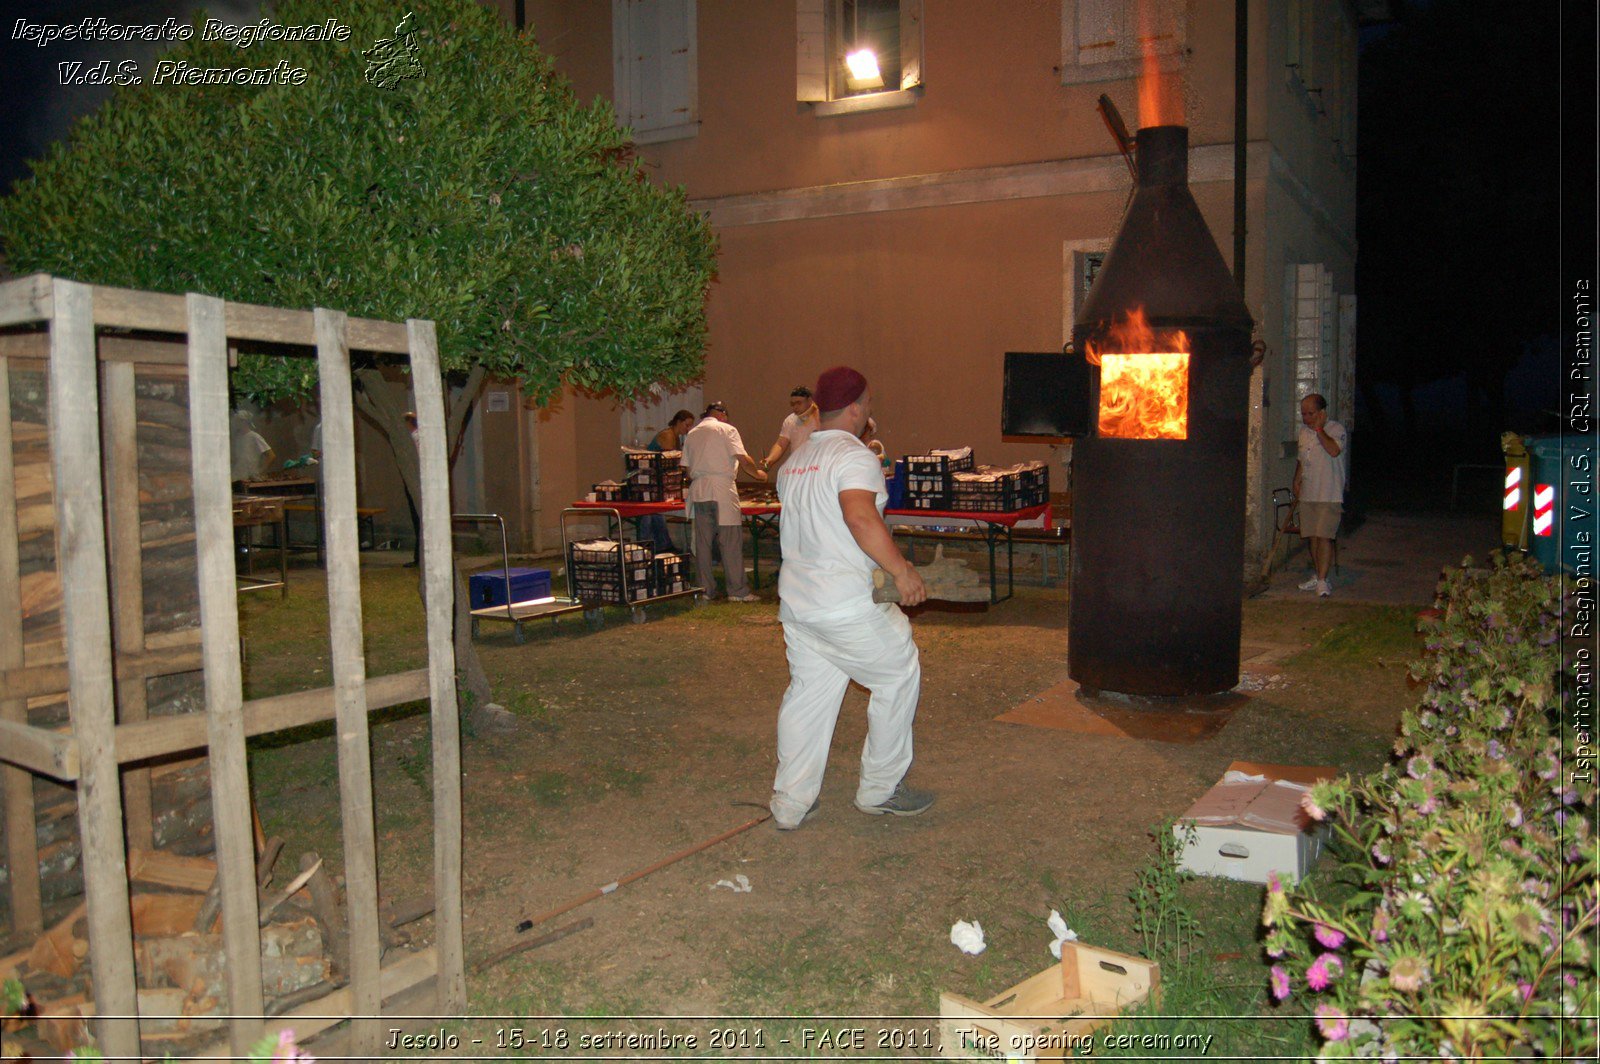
[570,500,782,518]
[885,502,1051,529]
[571,500,1045,525]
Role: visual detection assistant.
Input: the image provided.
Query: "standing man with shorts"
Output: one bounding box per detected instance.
[769,366,931,830]
[1294,393,1348,598]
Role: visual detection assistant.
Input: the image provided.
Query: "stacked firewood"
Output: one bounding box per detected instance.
[0,843,341,1057]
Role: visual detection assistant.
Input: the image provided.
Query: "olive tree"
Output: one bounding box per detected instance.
[0,0,717,707]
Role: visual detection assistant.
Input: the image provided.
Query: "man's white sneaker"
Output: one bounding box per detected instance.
[1317,580,1332,597]
[728,592,761,603]
[1298,576,1321,591]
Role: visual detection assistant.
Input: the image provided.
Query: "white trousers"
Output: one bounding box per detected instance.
[770,602,921,825]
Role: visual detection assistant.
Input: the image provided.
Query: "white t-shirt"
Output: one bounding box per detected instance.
[230,429,272,482]
[779,411,816,449]
[682,418,749,524]
[776,429,886,621]
[1297,421,1349,503]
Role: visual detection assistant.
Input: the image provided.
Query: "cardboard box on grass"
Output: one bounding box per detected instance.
[938,942,1160,1062]
[1175,761,1338,884]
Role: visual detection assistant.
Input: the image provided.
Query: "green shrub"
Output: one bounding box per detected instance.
[1261,554,1596,1059]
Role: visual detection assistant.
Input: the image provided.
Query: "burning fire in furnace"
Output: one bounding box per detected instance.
[1085,308,1190,440]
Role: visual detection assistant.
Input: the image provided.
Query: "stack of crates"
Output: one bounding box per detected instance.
[902,447,974,510]
[591,480,628,503]
[654,552,689,596]
[951,467,1020,512]
[1017,459,1050,507]
[567,539,654,604]
[624,448,685,502]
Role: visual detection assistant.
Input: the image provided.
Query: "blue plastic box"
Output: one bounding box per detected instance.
[469,567,552,607]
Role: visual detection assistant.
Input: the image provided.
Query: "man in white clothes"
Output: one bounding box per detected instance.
[229,409,275,485]
[1293,393,1349,597]
[682,401,766,602]
[760,385,819,472]
[769,366,931,831]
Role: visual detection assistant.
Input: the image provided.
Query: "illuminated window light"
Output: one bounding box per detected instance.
[845,48,883,91]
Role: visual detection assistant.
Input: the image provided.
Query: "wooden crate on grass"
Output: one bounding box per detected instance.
[938,942,1160,1062]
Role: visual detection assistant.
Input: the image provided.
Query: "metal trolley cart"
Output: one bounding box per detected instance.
[455,512,585,643]
[561,506,701,627]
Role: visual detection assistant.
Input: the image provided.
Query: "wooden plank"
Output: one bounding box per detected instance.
[409,316,466,1011]
[194,946,439,1060]
[100,358,154,851]
[43,279,410,353]
[110,667,429,765]
[315,306,381,1053]
[0,641,203,701]
[0,357,45,933]
[0,717,78,780]
[0,273,51,327]
[48,277,140,1058]
[127,847,217,892]
[186,291,266,1053]
[0,330,49,359]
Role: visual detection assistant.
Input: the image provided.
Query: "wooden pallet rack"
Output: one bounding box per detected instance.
[0,275,465,1059]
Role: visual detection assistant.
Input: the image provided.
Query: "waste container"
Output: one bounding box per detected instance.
[1501,432,1530,550]
[1524,433,1596,575]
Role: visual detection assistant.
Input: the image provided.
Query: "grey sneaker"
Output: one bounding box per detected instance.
[855,782,935,817]
[774,799,820,831]
[728,592,761,603]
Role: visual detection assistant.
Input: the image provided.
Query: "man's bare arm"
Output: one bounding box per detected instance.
[840,489,925,606]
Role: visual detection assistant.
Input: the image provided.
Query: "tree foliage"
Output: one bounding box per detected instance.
[0,0,717,404]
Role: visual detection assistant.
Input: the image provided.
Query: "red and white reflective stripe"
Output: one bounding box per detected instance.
[1504,465,1522,511]
[1532,484,1554,537]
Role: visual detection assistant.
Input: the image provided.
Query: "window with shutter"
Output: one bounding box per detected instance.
[613,0,698,144]
[796,0,922,115]
[1060,0,1185,86]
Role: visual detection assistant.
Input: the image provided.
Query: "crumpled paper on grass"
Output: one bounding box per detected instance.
[950,919,986,955]
[711,874,752,893]
[1046,909,1079,958]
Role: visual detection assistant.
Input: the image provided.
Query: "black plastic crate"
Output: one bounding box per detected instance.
[902,471,951,510]
[951,471,1016,512]
[567,539,654,603]
[903,447,975,478]
[653,552,689,595]
[591,481,628,503]
[628,469,685,502]
[623,448,682,474]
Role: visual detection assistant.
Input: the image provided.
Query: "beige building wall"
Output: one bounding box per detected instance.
[458,0,1360,564]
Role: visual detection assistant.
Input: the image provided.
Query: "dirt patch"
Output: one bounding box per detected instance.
[355,571,1411,1018]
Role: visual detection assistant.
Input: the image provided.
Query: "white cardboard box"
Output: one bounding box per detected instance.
[1175,761,1337,884]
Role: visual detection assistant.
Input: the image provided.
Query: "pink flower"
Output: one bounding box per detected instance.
[1270,965,1291,1001]
[1390,954,1429,993]
[1517,980,1535,1002]
[1300,791,1326,822]
[1372,908,1390,943]
[1305,953,1343,991]
[1314,923,1346,950]
[273,1029,316,1063]
[1315,1004,1350,1041]
[1266,872,1284,896]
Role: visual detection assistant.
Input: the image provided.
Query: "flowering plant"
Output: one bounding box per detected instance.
[1262,553,1596,1059]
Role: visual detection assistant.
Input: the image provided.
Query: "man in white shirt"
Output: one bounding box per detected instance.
[229,410,275,485]
[1293,393,1349,598]
[760,385,819,472]
[682,402,766,602]
[769,366,931,831]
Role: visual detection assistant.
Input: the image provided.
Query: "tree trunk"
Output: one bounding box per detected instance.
[352,366,493,713]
